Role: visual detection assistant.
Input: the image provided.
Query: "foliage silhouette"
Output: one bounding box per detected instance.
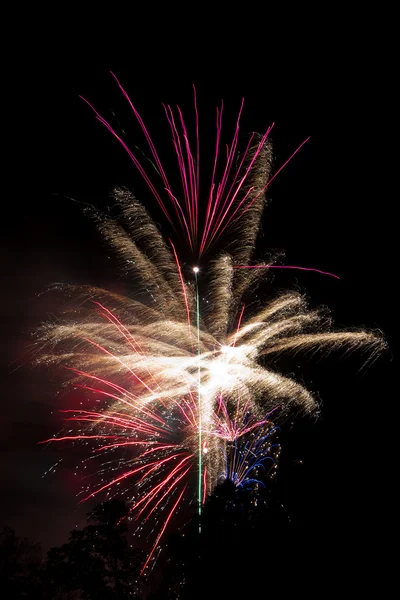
[45,499,142,599]
[0,527,43,599]
[150,480,294,599]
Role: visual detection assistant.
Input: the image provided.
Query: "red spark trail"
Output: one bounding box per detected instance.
[94,442,166,452]
[133,459,192,522]
[73,381,167,426]
[127,460,190,520]
[199,100,246,254]
[202,466,207,506]
[136,453,188,484]
[169,239,193,342]
[176,104,197,242]
[233,305,246,347]
[233,264,340,279]
[79,456,184,504]
[110,72,172,194]
[163,104,195,248]
[193,85,200,237]
[80,96,173,225]
[38,435,120,444]
[266,136,311,188]
[140,486,187,575]
[92,302,173,407]
[81,337,160,397]
[63,409,169,436]
[82,75,312,258]
[201,125,275,254]
[92,302,144,356]
[172,399,196,428]
[143,466,191,523]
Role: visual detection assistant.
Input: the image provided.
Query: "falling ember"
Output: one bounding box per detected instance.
[38,79,385,573]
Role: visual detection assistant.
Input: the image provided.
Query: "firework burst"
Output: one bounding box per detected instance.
[38,79,385,574]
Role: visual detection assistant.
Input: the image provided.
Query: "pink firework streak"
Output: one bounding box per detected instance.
[233,265,340,279]
[80,72,311,260]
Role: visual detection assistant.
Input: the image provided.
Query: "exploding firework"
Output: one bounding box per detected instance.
[38,78,385,573]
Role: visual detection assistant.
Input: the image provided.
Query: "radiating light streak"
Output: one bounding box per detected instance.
[233,264,340,279]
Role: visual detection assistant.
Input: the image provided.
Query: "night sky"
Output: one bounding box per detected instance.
[2,20,394,584]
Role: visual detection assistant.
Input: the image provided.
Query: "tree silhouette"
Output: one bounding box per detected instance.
[45,500,142,599]
[150,480,292,599]
[0,527,43,599]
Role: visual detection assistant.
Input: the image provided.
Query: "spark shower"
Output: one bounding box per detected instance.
[38,74,384,574]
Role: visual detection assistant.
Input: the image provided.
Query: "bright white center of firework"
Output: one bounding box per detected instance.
[198,345,250,400]
[220,345,248,361]
[207,360,233,386]
[193,266,199,273]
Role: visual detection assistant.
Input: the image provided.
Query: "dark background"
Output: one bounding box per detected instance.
[2,15,394,592]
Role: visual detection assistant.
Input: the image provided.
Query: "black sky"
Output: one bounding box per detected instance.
[2,17,394,584]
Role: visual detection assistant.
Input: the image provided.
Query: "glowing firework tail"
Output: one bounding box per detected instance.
[194,266,202,521]
[37,77,386,573]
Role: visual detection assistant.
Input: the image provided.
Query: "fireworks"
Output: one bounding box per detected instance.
[38,79,385,574]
